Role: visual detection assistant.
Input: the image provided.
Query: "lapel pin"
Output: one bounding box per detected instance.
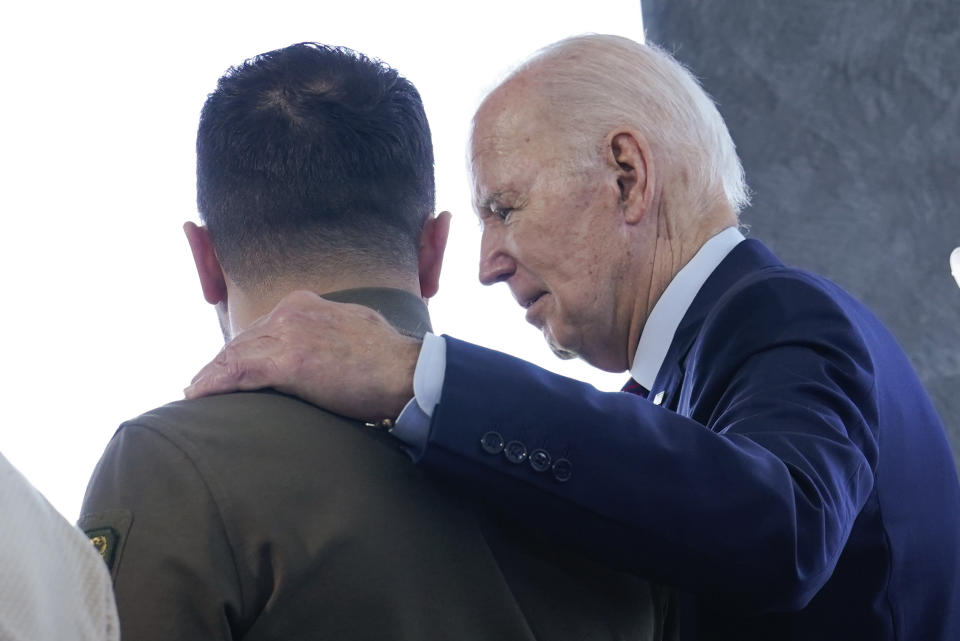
[652,391,665,406]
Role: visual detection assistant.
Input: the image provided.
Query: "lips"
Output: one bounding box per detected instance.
[523,292,548,326]
[520,291,546,309]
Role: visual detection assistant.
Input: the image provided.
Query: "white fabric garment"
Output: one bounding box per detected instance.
[0,453,119,641]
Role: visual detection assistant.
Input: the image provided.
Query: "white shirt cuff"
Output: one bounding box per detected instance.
[389,333,447,456]
[412,332,446,416]
[392,398,431,457]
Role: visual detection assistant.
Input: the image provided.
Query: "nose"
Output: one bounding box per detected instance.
[478,226,515,286]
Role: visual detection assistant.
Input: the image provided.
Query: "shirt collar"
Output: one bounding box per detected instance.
[320,287,432,339]
[630,226,745,389]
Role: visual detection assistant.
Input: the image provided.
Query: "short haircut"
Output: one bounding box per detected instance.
[196,43,435,287]
[507,34,749,215]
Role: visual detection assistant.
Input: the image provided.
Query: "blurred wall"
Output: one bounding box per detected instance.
[643,0,960,469]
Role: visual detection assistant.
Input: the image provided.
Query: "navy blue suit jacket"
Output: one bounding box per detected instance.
[419,240,960,640]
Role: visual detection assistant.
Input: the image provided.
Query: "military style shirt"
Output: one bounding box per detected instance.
[80,288,673,641]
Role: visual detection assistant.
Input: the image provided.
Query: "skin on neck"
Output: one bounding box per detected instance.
[621,176,739,370]
[224,268,422,337]
[185,211,450,341]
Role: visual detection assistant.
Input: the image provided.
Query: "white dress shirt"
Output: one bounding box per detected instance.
[0,453,119,641]
[629,226,745,390]
[392,227,745,454]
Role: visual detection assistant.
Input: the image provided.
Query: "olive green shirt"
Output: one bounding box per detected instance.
[80,288,672,641]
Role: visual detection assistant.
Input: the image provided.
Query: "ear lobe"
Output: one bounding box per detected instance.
[610,131,653,224]
[183,221,228,305]
[417,211,451,299]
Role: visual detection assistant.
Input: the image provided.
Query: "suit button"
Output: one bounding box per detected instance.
[504,440,528,464]
[529,448,551,472]
[552,458,572,482]
[480,431,505,454]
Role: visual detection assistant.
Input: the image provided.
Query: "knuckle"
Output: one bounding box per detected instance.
[212,346,231,367]
[221,341,241,363]
[272,297,319,331]
[285,289,315,305]
[225,358,248,382]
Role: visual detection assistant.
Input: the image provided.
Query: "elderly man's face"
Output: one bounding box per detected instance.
[471,86,633,371]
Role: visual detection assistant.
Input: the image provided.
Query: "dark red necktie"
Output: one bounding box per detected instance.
[622,378,649,399]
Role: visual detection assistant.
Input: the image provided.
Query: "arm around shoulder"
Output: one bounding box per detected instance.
[418,274,880,613]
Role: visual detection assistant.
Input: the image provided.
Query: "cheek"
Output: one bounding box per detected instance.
[558,264,619,334]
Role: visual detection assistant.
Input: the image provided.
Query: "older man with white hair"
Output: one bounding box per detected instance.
[187,35,960,640]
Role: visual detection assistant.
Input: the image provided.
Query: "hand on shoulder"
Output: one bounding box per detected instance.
[185,290,420,422]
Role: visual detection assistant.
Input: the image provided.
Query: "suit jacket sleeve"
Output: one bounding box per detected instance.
[79,422,246,640]
[419,274,878,613]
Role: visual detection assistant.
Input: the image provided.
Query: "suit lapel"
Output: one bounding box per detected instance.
[647,240,782,414]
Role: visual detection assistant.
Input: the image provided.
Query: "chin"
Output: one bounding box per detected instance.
[547,328,626,372]
[548,341,579,360]
[544,328,579,361]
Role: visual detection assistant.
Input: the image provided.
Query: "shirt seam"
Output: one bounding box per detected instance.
[121,421,249,625]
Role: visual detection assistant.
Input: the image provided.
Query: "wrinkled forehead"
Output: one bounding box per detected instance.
[469,131,532,214]
[470,89,532,162]
[469,84,557,208]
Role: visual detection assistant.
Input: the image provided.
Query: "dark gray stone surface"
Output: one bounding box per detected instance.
[644,0,960,468]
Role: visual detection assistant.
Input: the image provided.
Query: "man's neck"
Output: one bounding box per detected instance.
[623,199,739,370]
[628,225,744,388]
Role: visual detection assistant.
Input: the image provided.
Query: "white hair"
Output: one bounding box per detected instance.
[508,34,750,214]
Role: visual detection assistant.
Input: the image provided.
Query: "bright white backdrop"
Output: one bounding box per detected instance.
[0,1,643,520]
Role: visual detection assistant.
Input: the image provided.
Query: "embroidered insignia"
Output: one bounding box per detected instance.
[85,527,119,571]
[79,510,132,581]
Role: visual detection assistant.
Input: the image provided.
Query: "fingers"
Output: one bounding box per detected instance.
[186,290,329,399]
[184,364,262,399]
[183,288,413,420]
[185,346,228,398]
[185,349,281,399]
[186,325,287,399]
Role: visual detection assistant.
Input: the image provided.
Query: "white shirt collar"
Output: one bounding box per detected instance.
[630,226,745,389]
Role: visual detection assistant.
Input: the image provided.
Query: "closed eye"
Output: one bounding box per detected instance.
[476,192,521,226]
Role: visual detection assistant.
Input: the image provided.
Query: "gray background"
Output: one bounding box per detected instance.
[643,0,960,469]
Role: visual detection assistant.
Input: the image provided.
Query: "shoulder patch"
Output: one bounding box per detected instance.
[86,527,118,569]
[78,509,133,581]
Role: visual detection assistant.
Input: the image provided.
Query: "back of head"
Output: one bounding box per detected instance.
[196,43,435,289]
[508,34,748,216]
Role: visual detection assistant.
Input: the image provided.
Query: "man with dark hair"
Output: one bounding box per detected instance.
[79,43,672,641]
[194,43,435,291]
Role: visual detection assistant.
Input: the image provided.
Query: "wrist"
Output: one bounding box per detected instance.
[383,336,420,419]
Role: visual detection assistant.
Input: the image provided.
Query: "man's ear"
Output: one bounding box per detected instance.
[183,221,227,305]
[417,211,451,299]
[609,130,655,224]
